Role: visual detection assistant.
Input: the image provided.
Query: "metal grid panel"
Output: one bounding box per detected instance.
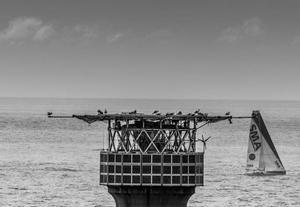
[100,152,204,186]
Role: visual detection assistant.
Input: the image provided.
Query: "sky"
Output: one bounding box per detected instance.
[0,0,300,100]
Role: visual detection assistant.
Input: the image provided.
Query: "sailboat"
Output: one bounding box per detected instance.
[246,111,286,175]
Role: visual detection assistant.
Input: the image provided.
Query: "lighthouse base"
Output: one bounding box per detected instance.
[108,186,195,207]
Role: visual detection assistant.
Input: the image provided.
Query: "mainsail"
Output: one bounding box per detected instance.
[246,111,286,175]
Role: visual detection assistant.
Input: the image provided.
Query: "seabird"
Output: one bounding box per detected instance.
[129,110,137,114]
[152,110,159,114]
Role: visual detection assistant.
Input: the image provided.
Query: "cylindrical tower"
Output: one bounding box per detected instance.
[99,115,204,207]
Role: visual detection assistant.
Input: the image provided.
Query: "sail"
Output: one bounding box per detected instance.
[246,111,286,175]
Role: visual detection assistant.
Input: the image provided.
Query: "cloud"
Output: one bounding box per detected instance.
[218,18,264,42]
[34,25,55,41]
[72,25,99,39]
[0,17,127,45]
[60,24,111,43]
[0,17,54,43]
[106,33,124,43]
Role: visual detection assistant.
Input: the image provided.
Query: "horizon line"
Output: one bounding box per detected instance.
[0,96,299,102]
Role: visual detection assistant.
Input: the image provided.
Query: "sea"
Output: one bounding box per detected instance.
[0,98,299,207]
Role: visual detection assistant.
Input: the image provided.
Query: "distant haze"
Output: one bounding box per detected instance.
[0,0,300,100]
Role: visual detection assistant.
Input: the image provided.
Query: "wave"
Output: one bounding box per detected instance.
[44,167,78,172]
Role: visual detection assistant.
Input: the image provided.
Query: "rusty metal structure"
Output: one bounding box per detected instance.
[48,111,246,207]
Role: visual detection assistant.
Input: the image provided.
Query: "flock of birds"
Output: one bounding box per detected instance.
[48,110,231,120]
[96,109,231,117]
[97,109,108,114]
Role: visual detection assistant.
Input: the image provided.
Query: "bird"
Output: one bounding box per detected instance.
[129,110,137,114]
[194,109,203,116]
[194,109,201,114]
[152,110,159,114]
[47,112,52,116]
[97,110,103,114]
[177,111,182,115]
[225,112,230,115]
[104,109,108,114]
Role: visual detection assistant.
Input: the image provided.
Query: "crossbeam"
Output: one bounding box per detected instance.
[48,112,252,124]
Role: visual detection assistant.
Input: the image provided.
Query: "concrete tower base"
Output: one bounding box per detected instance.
[108,186,195,207]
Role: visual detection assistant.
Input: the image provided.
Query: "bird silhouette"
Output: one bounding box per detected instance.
[177,111,182,115]
[97,110,103,114]
[129,110,137,114]
[104,109,108,114]
[47,112,52,116]
[194,109,201,114]
[152,110,159,114]
[225,112,230,115]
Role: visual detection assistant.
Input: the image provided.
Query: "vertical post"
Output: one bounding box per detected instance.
[125,119,129,151]
[108,119,111,150]
[174,121,179,151]
[193,119,197,152]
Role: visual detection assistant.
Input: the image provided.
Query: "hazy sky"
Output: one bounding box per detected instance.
[1,0,300,100]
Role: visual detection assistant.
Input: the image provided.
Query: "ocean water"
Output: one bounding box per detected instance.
[0,98,299,207]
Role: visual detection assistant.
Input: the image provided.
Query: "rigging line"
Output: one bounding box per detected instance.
[231,116,253,119]
[196,121,210,130]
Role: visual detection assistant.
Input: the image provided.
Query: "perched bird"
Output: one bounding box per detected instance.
[97,110,103,114]
[194,109,201,114]
[129,110,137,114]
[104,109,108,114]
[225,112,230,115]
[47,112,53,116]
[177,111,182,115]
[152,110,159,114]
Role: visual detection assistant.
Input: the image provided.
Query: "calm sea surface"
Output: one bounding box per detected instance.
[0,98,299,207]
